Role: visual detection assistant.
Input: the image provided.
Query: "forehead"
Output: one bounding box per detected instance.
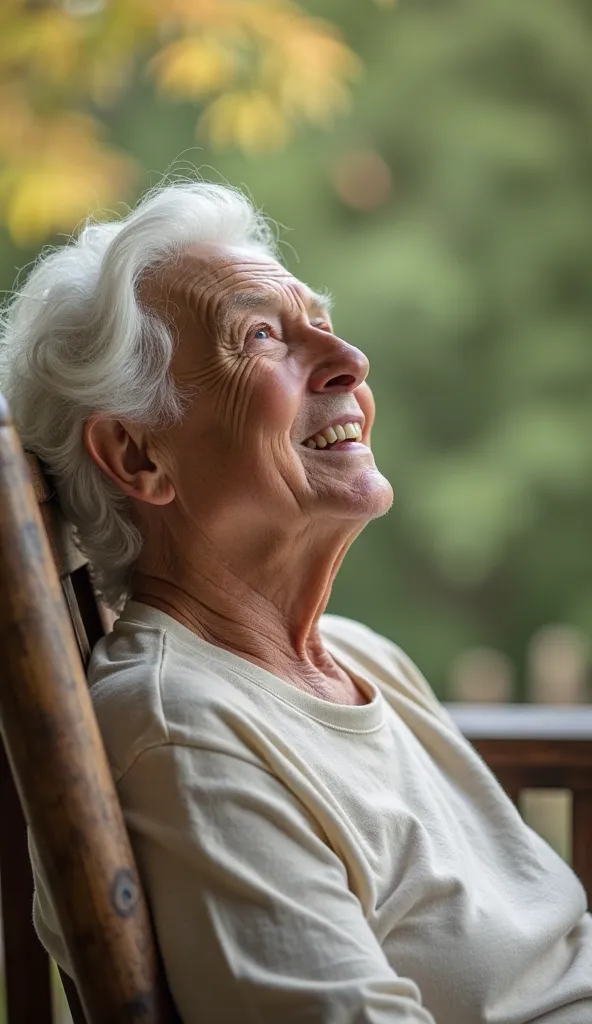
[167,243,330,320]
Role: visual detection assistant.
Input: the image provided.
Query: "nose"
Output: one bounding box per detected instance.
[307,329,369,393]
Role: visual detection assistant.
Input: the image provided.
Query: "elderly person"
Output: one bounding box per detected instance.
[1,182,591,1024]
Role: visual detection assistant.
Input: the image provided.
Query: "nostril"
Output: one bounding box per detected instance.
[325,374,356,388]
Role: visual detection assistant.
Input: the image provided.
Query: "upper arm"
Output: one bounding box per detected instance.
[118,744,436,1024]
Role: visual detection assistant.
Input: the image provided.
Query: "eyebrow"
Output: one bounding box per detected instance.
[215,287,333,336]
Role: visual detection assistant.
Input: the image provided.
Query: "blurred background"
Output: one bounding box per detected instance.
[1,2,592,1016]
[1,0,591,706]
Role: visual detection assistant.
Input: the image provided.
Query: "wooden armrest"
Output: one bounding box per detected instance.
[445,704,592,780]
[446,702,592,901]
[445,704,592,741]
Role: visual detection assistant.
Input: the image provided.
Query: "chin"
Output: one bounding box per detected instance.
[359,467,394,518]
[331,467,394,521]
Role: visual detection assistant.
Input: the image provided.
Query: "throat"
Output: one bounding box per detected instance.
[282,658,369,706]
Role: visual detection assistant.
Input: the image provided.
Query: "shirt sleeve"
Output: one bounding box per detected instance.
[117,743,437,1024]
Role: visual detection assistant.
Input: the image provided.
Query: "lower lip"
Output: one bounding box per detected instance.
[301,441,369,454]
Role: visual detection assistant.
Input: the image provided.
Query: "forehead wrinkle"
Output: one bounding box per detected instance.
[215,289,278,337]
[216,285,332,338]
[161,249,332,343]
[186,261,255,338]
[177,269,233,351]
[151,260,213,340]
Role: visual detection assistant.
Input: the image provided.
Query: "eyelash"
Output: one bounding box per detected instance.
[252,323,276,341]
[249,319,331,342]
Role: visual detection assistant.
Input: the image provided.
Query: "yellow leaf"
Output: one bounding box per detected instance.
[0,10,86,84]
[150,35,238,99]
[141,0,282,31]
[88,58,134,108]
[0,0,368,240]
[199,90,288,152]
[0,114,135,244]
[262,28,361,123]
[0,86,36,161]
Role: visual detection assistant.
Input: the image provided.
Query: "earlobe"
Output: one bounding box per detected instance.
[145,477,176,506]
[83,416,176,506]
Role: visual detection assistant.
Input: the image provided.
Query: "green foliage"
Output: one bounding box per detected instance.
[0,0,361,242]
[1,0,591,694]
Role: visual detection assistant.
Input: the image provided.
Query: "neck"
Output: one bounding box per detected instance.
[130,518,368,704]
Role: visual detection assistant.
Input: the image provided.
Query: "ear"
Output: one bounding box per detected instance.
[83,416,175,506]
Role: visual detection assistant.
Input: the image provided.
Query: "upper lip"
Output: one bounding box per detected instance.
[300,413,365,444]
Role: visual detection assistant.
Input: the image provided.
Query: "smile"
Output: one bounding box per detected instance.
[302,421,363,450]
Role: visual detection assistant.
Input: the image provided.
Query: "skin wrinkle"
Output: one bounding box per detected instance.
[215,287,332,343]
[85,242,393,703]
[221,358,256,450]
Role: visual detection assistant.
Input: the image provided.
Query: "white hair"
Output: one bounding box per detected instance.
[0,181,278,610]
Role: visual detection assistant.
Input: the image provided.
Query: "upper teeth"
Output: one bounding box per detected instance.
[303,421,363,449]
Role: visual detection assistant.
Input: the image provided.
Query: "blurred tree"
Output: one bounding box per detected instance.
[172,0,589,691]
[313,0,592,690]
[0,0,363,243]
[1,0,590,694]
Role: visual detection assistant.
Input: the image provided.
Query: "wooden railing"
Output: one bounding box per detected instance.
[446,703,592,902]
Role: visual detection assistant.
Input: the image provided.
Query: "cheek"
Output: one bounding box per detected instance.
[251,362,300,432]
[171,361,300,492]
[356,383,376,442]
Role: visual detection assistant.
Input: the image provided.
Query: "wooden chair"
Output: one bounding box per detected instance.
[0,394,179,1024]
[1,391,591,1022]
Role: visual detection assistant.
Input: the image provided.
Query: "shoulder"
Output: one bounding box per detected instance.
[88,618,169,779]
[88,616,256,782]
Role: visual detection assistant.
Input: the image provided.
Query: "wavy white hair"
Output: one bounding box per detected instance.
[0,181,277,610]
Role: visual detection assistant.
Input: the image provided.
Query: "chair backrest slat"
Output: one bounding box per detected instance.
[0,395,177,1024]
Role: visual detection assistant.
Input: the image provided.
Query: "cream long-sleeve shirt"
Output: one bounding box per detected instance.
[31,603,592,1023]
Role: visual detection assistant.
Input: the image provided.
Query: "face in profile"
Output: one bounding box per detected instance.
[154,244,393,540]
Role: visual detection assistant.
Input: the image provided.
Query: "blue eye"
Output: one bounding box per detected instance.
[254,327,271,340]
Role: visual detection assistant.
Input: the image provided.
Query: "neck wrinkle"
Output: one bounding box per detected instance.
[130,511,365,701]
